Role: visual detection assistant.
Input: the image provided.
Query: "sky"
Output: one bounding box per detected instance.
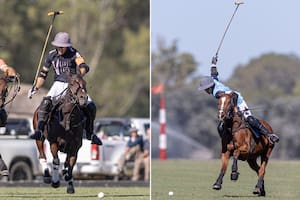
[151,0,300,81]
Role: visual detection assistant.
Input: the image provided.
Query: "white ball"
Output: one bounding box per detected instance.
[168,191,174,196]
[97,192,105,198]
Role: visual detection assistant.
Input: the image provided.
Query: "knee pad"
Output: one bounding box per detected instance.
[247,116,257,126]
[40,96,53,112]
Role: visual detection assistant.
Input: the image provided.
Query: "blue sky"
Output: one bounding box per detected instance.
[151,0,300,81]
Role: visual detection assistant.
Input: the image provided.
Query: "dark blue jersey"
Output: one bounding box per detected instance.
[44,47,86,82]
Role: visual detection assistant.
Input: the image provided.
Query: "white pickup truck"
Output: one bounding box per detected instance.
[0,117,41,181]
[1,117,149,181]
[76,117,150,180]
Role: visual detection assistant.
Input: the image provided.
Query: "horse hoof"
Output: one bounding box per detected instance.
[253,187,265,196]
[43,169,51,184]
[51,181,60,188]
[230,172,239,181]
[259,190,266,196]
[67,186,75,194]
[253,189,259,195]
[67,182,75,194]
[213,183,222,190]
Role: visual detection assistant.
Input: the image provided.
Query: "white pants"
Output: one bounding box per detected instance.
[238,100,252,118]
[47,81,92,103]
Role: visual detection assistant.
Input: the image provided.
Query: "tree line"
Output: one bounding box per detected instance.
[0,0,149,118]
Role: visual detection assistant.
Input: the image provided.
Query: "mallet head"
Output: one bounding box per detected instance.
[47,11,64,16]
[234,1,244,5]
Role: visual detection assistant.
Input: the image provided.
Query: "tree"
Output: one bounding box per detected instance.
[0,0,149,117]
[152,38,198,89]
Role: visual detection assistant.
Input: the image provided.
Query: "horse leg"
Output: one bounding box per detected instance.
[50,143,60,188]
[247,158,260,175]
[230,156,240,181]
[36,139,51,184]
[213,151,230,190]
[230,148,241,181]
[64,155,76,194]
[253,156,269,196]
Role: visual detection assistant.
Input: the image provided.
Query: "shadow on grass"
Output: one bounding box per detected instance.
[224,194,259,198]
[0,194,149,199]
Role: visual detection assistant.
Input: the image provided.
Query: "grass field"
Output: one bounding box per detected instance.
[0,186,149,200]
[152,159,300,200]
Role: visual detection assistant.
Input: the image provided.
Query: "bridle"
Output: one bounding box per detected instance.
[67,77,88,107]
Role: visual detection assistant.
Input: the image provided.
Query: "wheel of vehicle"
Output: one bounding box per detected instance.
[9,161,33,181]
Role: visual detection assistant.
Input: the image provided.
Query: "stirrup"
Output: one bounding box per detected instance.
[91,134,102,145]
[269,134,279,143]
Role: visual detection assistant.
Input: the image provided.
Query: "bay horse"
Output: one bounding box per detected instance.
[213,92,275,196]
[33,74,88,194]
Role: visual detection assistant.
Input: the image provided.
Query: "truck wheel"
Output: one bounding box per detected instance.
[9,161,33,181]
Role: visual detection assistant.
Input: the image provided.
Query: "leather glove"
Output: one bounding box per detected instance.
[211,66,218,77]
[211,56,218,65]
[28,87,38,99]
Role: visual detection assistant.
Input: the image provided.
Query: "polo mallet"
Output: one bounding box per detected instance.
[29,10,63,99]
[213,1,244,62]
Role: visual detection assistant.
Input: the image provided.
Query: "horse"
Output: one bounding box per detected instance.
[33,74,88,194]
[213,92,275,196]
[0,73,20,126]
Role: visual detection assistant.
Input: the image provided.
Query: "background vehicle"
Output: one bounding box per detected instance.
[0,117,41,182]
[75,117,150,180]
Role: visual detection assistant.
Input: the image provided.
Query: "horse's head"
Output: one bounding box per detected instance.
[217,92,238,122]
[67,74,88,107]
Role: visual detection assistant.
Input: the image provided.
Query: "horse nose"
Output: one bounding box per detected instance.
[79,95,88,106]
[218,111,224,121]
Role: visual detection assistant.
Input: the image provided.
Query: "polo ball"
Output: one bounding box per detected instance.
[97,192,105,198]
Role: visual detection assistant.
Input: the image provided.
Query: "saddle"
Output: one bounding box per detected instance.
[47,98,77,132]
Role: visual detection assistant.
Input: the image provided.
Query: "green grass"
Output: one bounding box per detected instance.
[152,159,300,200]
[0,186,149,200]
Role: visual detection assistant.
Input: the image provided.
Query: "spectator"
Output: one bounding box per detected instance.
[118,127,143,177]
[132,127,150,181]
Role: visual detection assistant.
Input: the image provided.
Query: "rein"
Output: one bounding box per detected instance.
[2,74,21,107]
[231,111,248,134]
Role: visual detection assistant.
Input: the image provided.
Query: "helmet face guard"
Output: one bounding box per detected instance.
[198,76,214,91]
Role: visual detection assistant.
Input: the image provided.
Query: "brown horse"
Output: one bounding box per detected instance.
[33,74,87,194]
[213,92,275,196]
